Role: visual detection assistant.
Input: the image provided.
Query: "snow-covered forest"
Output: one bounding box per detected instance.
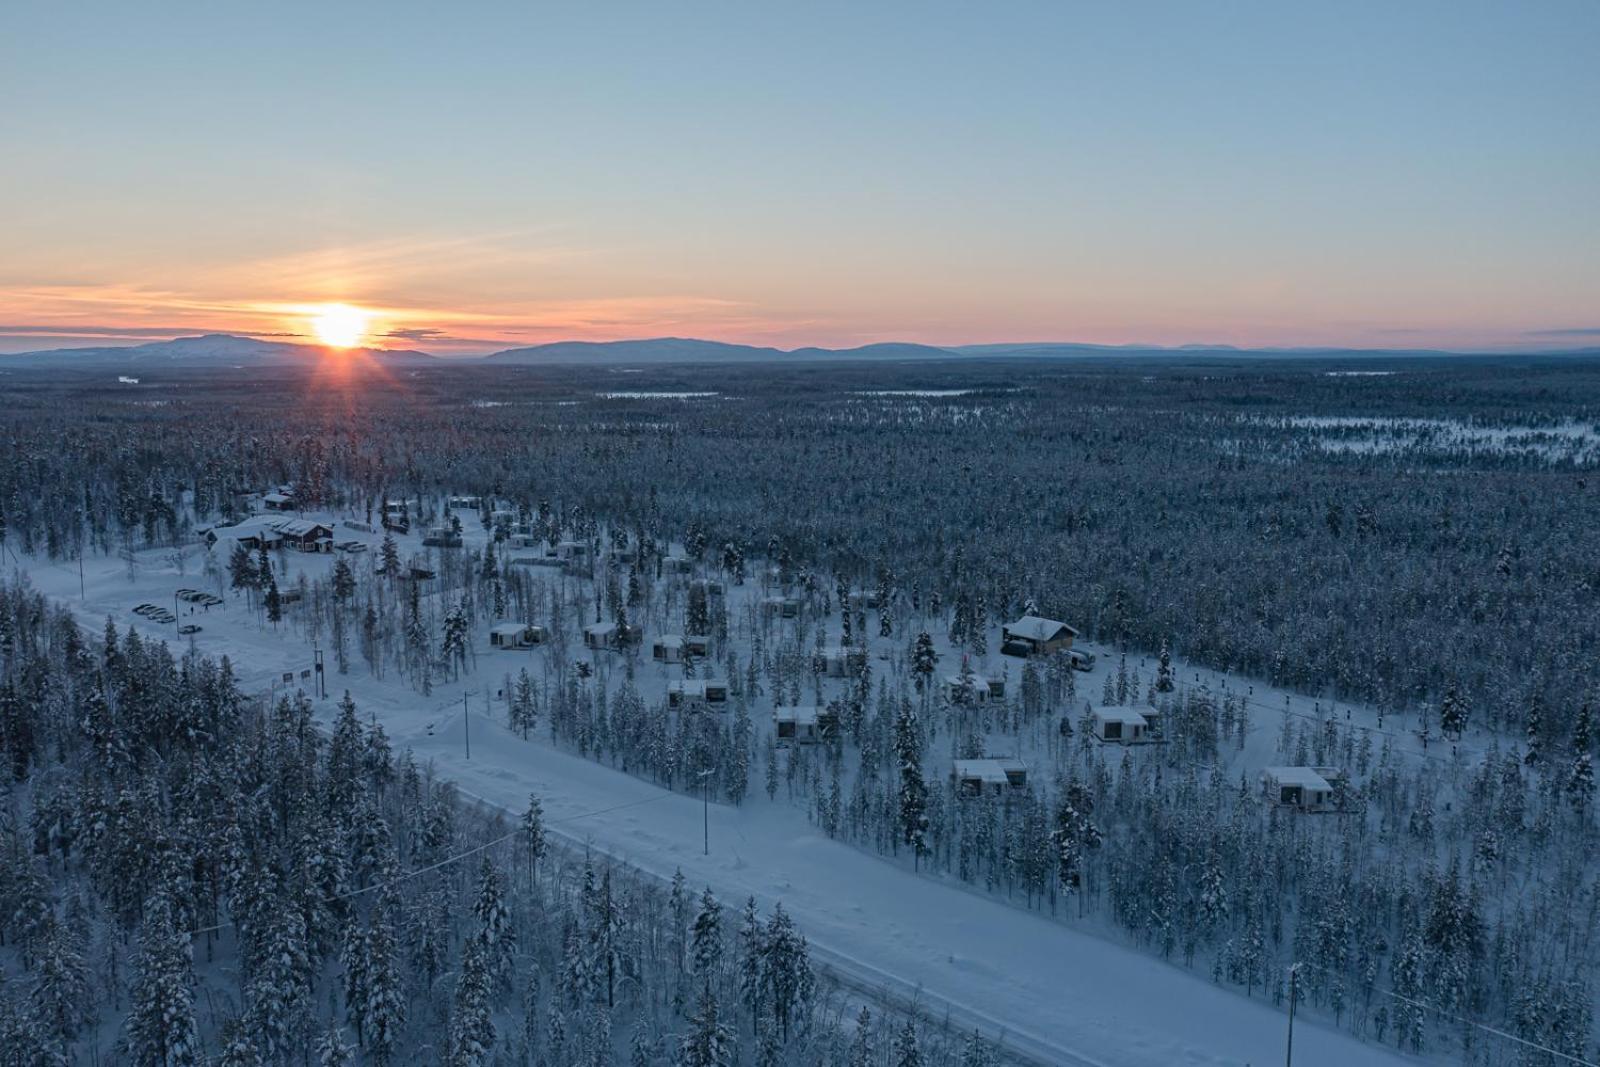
[1,354,1598,1065]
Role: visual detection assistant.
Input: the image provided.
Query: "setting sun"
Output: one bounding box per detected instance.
[309,303,371,349]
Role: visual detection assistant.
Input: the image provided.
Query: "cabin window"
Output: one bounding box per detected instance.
[777,722,795,738]
[1104,721,1122,740]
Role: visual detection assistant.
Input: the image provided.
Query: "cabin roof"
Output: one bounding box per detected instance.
[1004,615,1079,642]
[1263,766,1333,790]
[774,705,820,725]
[1091,705,1154,726]
[953,757,1026,783]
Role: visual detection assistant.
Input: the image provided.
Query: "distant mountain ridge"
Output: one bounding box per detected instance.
[0,333,436,366]
[4,332,1597,367]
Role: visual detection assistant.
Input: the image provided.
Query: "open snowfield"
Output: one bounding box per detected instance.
[8,503,1444,1066]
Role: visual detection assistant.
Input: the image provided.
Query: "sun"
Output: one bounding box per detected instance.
[309,303,372,349]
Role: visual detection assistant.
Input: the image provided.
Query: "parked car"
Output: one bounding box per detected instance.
[178,624,202,635]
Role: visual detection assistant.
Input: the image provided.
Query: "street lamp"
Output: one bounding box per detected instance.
[696,768,713,855]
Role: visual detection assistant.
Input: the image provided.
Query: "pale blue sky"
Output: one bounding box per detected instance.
[2,1,1596,353]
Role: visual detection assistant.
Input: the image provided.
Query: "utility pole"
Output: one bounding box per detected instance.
[464,690,473,760]
[1285,963,1300,1067]
[697,767,713,855]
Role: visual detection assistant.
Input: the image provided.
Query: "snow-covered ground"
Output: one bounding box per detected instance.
[12,508,1438,1066]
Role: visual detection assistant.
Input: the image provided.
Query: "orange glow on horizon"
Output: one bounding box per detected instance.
[308,303,373,349]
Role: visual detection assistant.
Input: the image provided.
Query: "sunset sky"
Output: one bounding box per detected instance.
[2,1,1597,355]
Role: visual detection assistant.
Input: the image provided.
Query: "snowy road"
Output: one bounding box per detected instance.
[384,701,1410,1067]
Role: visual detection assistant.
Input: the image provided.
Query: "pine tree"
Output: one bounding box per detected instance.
[127,893,200,1067]
[447,936,496,1067]
[692,887,724,984]
[264,572,282,628]
[315,1023,355,1067]
[331,558,357,603]
[848,1006,875,1067]
[362,894,406,1067]
[893,1019,924,1067]
[246,906,312,1061]
[894,699,929,867]
[228,542,258,603]
[1525,691,1545,764]
[522,793,549,886]
[1569,701,1595,814]
[681,985,733,1067]
[760,904,813,1043]
[1052,780,1102,892]
[1438,679,1467,740]
[472,858,515,994]
[31,921,92,1043]
[1156,638,1174,692]
[379,533,401,577]
[737,896,765,1023]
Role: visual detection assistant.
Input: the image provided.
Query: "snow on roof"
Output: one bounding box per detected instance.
[490,623,530,636]
[1092,705,1155,726]
[585,622,617,635]
[1004,615,1079,642]
[1262,767,1333,790]
[952,758,1022,785]
[655,634,685,647]
[774,705,820,725]
[263,491,293,503]
[272,518,329,537]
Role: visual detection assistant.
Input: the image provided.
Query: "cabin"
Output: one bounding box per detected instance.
[448,495,482,509]
[1262,767,1345,813]
[555,540,590,562]
[661,554,693,575]
[207,517,332,554]
[1001,615,1079,657]
[1090,705,1160,744]
[667,680,730,710]
[813,645,867,677]
[423,526,463,548]
[382,501,410,534]
[206,520,282,553]
[944,672,1006,704]
[583,622,628,651]
[507,532,541,549]
[760,595,802,620]
[262,491,296,512]
[846,589,881,609]
[774,705,838,744]
[951,757,1028,797]
[689,578,726,599]
[652,635,687,663]
[273,519,335,553]
[489,623,544,649]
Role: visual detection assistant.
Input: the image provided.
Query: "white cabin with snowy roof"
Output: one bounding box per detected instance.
[951,757,1028,797]
[489,623,544,649]
[774,705,838,744]
[668,679,729,710]
[944,672,1006,704]
[1262,767,1345,812]
[1090,704,1160,744]
[1001,615,1079,656]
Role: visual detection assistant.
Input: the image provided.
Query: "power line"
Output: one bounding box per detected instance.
[1292,960,1598,1067]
